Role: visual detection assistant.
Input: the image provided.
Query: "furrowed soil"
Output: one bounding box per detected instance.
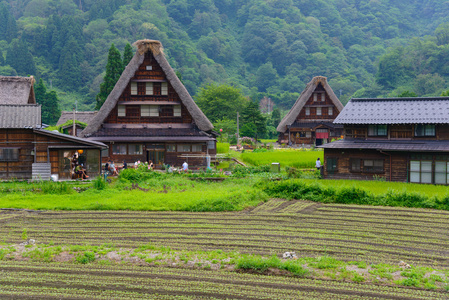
[0,199,448,299]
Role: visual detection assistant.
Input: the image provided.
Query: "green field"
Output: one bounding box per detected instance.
[0,200,448,299]
[241,149,323,169]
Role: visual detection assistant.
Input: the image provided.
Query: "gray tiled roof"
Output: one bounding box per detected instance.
[0,76,36,104]
[0,104,41,128]
[334,97,449,124]
[319,139,449,152]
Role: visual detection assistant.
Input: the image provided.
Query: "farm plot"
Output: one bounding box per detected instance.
[0,200,448,299]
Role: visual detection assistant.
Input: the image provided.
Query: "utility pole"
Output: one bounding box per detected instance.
[237,112,240,146]
[72,100,77,136]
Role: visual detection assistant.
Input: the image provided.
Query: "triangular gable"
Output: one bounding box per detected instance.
[81,39,213,137]
[276,76,344,133]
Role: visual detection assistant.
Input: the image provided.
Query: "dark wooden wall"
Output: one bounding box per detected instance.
[345,124,449,141]
[295,84,341,121]
[323,149,408,182]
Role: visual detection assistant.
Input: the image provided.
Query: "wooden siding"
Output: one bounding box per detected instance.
[0,129,102,180]
[104,51,193,125]
[344,124,449,141]
[295,84,341,121]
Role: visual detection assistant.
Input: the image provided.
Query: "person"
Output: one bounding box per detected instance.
[75,164,89,180]
[109,161,119,176]
[148,160,154,170]
[104,161,109,173]
[316,158,321,170]
[122,160,127,170]
[182,161,188,172]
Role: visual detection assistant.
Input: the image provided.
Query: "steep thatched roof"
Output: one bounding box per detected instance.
[56,111,97,126]
[277,76,344,133]
[0,76,36,105]
[0,104,41,128]
[81,39,213,137]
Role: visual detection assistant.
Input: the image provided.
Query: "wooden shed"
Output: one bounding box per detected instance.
[80,39,217,169]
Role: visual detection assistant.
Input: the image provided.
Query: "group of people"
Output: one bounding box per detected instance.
[72,153,89,180]
[104,160,123,176]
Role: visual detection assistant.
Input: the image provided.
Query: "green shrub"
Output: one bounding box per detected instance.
[76,251,96,264]
[335,187,372,204]
[236,255,308,277]
[93,176,107,190]
[217,142,230,154]
[38,181,73,194]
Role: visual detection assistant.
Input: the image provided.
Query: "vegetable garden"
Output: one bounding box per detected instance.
[0,199,448,299]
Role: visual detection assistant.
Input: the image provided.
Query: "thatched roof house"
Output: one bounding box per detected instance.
[0,76,36,105]
[57,111,98,126]
[277,76,344,146]
[80,39,216,168]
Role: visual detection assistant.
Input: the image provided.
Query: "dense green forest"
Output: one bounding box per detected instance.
[1,0,449,116]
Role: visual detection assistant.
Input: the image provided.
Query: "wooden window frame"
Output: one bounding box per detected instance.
[145,82,153,95]
[130,82,138,95]
[328,107,333,116]
[363,159,384,173]
[177,144,190,152]
[305,107,310,116]
[161,82,168,96]
[0,148,19,161]
[112,144,127,155]
[316,107,322,116]
[326,157,338,172]
[174,105,181,117]
[368,125,387,137]
[415,124,435,137]
[192,144,202,152]
[350,158,361,173]
[118,105,126,117]
[167,144,176,152]
[128,144,143,155]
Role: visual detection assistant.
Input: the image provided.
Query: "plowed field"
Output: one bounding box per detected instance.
[0,199,448,299]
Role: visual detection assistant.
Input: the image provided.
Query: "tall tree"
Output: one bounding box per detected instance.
[241,100,266,141]
[123,42,133,67]
[6,38,36,76]
[195,83,248,123]
[58,37,83,91]
[35,79,61,125]
[96,43,123,109]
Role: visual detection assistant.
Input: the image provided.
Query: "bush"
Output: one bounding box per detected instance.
[334,187,372,205]
[93,176,106,190]
[76,251,96,264]
[236,255,308,277]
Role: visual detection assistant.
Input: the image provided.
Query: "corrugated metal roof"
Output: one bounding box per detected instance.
[0,104,41,128]
[334,97,449,124]
[319,139,449,152]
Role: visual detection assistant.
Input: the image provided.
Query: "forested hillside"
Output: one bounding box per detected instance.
[1,0,449,114]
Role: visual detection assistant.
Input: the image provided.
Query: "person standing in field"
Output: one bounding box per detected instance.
[316,158,321,170]
[182,161,188,172]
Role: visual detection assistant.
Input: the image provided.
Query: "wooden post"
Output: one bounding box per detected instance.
[72,108,76,136]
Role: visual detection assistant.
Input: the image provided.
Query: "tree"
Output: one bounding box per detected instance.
[123,42,133,67]
[195,83,247,123]
[241,100,266,141]
[35,79,61,125]
[58,37,83,91]
[5,38,36,76]
[271,107,281,128]
[397,91,417,97]
[96,43,123,109]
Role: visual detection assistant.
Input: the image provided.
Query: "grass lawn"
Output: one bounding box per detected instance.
[241,149,323,169]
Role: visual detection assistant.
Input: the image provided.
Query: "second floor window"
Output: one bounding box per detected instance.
[415,124,435,137]
[316,107,322,115]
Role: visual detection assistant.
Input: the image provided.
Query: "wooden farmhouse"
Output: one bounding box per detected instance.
[56,111,97,136]
[321,97,449,184]
[81,40,217,168]
[0,76,106,180]
[277,76,344,146]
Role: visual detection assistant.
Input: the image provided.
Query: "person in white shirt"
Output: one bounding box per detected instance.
[316,158,321,170]
[182,161,188,172]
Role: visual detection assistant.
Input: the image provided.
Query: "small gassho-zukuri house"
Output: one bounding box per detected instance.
[0,76,106,180]
[277,76,344,146]
[81,40,217,168]
[56,111,97,136]
[321,97,449,184]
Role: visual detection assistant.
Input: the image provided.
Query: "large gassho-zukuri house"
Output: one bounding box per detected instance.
[321,97,449,184]
[277,76,344,146]
[81,40,217,168]
[0,76,106,180]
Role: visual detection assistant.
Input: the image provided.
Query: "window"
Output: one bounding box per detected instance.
[149,105,159,117]
[410,160,432,183]
[326,158,338,172]
[350,159,361,172]
[128,144,142,155]
[321,93,325,102]
[174,105,181,117]
[131,82,138,95]
[0,148,19,161]
[363,159,384,173]
[161,82,168,95]
[434,161,447,184]
[160,105,173,117]
[368,125,387,136]
[328,107,333,116]
[306,132,311,138]
[316,107,322,116]
[145,82,153,95]
[415,124,435,137]
[141,105,150,117]
[112,144,127,155]
[192,144,202,152]
[146,65,153,70]
[167,145,176,152]
[118,105,126,117]
[177,144,190,152]
[313,93,318,102]
[305,107,310,116]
